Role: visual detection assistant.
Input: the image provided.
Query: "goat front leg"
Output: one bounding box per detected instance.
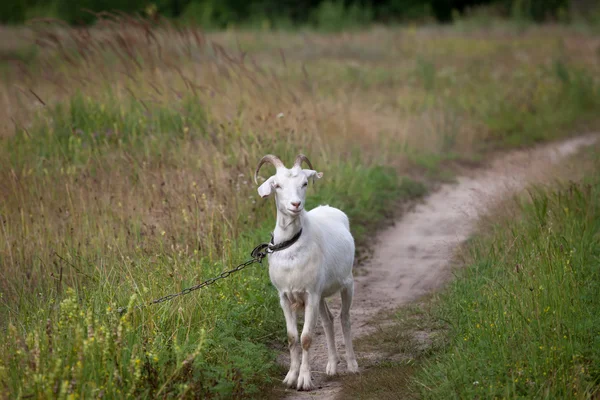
[280,294,300,387]
[297,292,319,391]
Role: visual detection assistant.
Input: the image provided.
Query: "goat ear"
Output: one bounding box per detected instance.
[257,177,274,198]
[303,169,323,183]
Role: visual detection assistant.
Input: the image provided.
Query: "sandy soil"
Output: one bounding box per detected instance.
[278,135,598,400]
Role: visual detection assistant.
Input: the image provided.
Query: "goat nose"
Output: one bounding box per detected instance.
[291,201,301,208]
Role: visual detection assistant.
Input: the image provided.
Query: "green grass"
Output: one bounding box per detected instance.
[9,92,207,167]
[481,61,600,148]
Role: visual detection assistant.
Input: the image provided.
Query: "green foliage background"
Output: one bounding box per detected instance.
[3,0,579,26]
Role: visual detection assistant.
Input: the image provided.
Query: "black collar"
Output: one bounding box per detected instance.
[269,228,303,252]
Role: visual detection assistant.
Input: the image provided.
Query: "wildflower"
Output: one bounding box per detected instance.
[473,381,479,385]
[277,112,284,119]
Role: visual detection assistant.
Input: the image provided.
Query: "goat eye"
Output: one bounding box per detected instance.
[273,183,281,189]
[302,182,308,188]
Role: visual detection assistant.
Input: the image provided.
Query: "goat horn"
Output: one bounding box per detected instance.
[254,154,284,184]
[293,154,314,170]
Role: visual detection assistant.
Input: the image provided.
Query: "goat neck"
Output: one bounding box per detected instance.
[273,208,306,245]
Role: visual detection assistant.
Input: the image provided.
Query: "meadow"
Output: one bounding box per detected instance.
[1,16,600,398]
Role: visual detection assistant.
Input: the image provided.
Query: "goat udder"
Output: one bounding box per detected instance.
[291,298,305,311]
[286,292,306,311]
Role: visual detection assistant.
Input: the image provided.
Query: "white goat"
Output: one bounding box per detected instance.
[255,154,358,391]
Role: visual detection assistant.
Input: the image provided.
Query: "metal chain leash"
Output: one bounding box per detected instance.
[117,242,272,314]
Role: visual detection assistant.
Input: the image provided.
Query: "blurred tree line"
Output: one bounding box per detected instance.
[0,0,589,26]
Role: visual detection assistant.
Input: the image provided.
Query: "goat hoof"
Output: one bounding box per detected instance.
[326,360,338,376]
[283,370,299,388]
[296,371,314,391]
[347,360,359,373]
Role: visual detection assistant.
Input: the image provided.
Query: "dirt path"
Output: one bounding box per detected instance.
[278,135,598,400]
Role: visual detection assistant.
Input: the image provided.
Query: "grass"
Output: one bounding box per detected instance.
[341,146,600,399]
[1,15,600,398]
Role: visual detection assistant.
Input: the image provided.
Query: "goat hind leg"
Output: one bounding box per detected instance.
[319,299,339,375]
[341,282,359,373]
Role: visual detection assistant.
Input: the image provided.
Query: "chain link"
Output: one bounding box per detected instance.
[117,243,270,314]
